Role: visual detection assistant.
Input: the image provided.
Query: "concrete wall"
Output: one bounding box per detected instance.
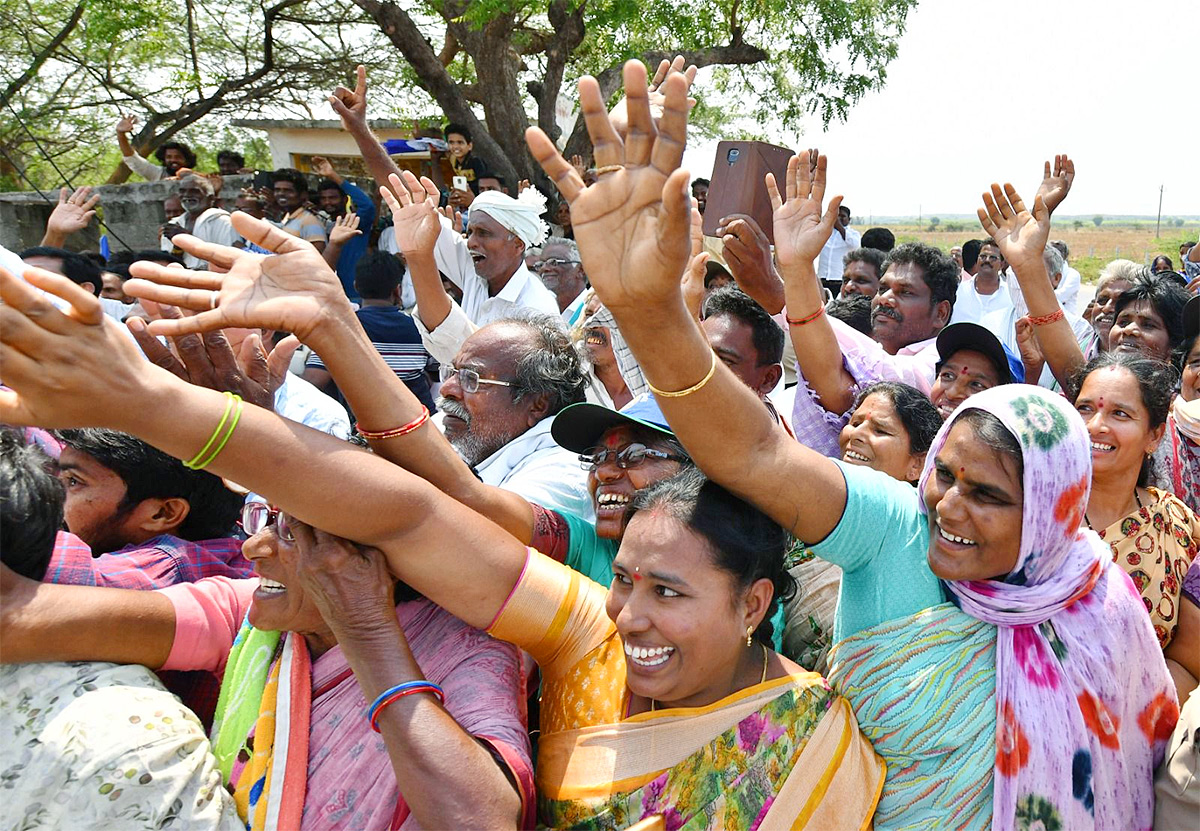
[0,176,257,254]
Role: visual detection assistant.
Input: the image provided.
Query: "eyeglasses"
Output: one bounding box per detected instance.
[439,364,515,394]
[239,502,295,543]
[578,443,688,471]
[535,258,580,271]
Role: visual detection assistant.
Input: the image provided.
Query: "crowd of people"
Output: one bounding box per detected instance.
[1,57,1197,830]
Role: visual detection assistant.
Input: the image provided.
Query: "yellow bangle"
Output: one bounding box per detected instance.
[184,392,235,469]
[646,350,718,399]
[184,393,243,470]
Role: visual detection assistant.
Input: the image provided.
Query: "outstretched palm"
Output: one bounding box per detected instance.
[123,214,352,342]
[1035,154,1075,216]
[768,150,842,270]
[380,172,443,256]
[525,61,692,313]
[977,184,1050,274]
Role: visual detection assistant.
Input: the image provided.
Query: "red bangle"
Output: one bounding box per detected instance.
[368,682,445,733]
[356,406,430,440]
[1028,308,1065,327]
[786,306,826,326]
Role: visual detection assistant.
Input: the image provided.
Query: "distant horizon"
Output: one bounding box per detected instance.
[847,215,1200,225]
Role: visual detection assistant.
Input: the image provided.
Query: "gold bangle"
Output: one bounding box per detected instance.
[646,350,718,399]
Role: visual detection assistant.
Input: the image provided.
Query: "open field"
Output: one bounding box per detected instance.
[883,224,1197,284]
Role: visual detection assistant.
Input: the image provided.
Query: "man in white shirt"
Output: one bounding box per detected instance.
[436,313,593,520]
[816,204,862,287]
[1050,239,1081,313]
[431,188,559,327]
[951,238,1013,324]
[115,115,196,181]
[534,237,589,325]
[161,175,240,270]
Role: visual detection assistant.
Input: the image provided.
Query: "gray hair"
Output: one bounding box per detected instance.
[1097,258,1144,288]
[1042,244,1064,279]
[179,174,215,196]
[542,236,580,261]
[496,311,588,414]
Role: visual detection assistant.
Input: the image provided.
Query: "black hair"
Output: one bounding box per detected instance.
[853,381,942,456]
[860,227,895,252]
[701,286,784,366]
[216,150,245,168]
[354,250,404,300]
[106,249,185,268]
[271,168,309,194]
[82,251,107,268]
[1112,272,1190,356]
[1151,254,1174,273]
[630,468,796,646]
[479,174,508,190]
[883,242,959,310]
[1070,352,1177,487]
[317,177,341,194]
[1179,333,1200,378]
[154,141,197,169]
[953,408,1024,482]
[962,239,983,272]
[0,429,64,581]
[20,246,102,295]
[827,292,873,334]
[444,122,472,143]
[691,177,710,188]
[843,246,886,278]
[55,428,243,541]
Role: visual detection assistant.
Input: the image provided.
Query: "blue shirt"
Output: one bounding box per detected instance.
[335,180,376,301]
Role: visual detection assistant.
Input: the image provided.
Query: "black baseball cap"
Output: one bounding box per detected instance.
[551,393,676,453]
[935,322,1023,385]
[1183,294,1199,341]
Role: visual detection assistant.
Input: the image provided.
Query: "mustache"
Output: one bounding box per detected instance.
[438,397,470,424]
[871,306,902,324]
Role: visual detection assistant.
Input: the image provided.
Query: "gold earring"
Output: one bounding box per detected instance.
[745,626,754,647]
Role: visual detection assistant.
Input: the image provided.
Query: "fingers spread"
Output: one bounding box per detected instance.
[144,309,228,337]
[230,213,312,255]
[126,318,187,379]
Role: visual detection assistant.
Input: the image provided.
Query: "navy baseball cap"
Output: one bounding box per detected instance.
[935,322,1025,385]
[551,393,675,453]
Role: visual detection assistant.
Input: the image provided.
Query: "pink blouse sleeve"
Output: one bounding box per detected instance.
[159,576,257,676]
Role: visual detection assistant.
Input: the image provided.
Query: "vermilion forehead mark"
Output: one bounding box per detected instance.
[1097,397,1104,407]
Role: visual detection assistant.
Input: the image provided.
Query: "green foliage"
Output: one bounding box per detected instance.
[1093,215,1103,227]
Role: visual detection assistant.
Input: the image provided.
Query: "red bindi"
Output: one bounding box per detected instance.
[632,567,642,581]
[962,366,969,374]
[1097,397,1104,407]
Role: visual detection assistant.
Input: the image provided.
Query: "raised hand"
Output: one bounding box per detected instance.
[766,150,842,270]
[329,64,368,129]
[1035,154,1075,216]
[525,60,692,313]
[977,183,1050,274]
[380,171,442,257]
[122,213,353,343]
[115,114,136,134]
[128,300,297,410]
[569,155,587,178]
[329,212,363,247]
[0,265,155,429]
[43,187,100,246]
[311,155,337,179]
[608,55,698,139]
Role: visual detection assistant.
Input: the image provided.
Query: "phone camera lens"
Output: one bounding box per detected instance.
[726,148,740,165]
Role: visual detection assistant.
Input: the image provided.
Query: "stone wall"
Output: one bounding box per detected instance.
[0,176,261,254]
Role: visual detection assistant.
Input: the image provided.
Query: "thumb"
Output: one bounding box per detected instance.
[268,335,302,391]
[239,332,270,385]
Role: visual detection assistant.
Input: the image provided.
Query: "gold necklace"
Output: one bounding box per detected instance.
[650,644,769,712]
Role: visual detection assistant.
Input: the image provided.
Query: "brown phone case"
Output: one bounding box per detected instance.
[701,141,795,244]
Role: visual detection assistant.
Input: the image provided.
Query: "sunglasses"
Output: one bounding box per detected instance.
[239,502,295,543]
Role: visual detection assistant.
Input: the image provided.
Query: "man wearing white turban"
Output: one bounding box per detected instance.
[431,187,560,326]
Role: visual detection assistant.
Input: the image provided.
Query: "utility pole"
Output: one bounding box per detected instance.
[1156,185,1163,238]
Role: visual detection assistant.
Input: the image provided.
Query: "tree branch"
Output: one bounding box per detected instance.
[2,2,84,103]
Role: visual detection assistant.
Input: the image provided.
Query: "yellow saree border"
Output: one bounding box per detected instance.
[538,671,830,801]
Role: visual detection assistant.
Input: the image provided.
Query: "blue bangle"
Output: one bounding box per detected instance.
[367,681,445,732]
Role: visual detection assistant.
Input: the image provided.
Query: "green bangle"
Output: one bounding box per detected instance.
[189,394,244,471]
[184,392,235,469]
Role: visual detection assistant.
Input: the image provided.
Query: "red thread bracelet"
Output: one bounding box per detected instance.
[356,406,430,440]
[1028,308,1065,327]
[786,306,826,327]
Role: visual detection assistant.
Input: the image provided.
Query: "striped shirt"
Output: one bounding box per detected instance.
[306,304,436,412]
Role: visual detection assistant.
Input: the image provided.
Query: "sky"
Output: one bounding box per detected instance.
[680,0,1199,219]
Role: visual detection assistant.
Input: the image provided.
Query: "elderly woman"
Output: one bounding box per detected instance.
[499,63,1176,829]
[1,497,534,830]
[0,251,883,829]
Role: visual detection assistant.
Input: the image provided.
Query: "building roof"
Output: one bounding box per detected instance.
[231,118,417,131]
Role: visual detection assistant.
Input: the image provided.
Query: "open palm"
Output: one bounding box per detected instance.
[380,172,443,256]
[978,184,1051,274]
[123,213,352,342]
[525,61,692,313]
[768,151,842,270]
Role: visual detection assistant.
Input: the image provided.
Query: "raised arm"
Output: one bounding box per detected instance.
[329,66,406,195]
[714,213,784,314]
[0,263,528,631]
[978,179,1085,389]
[525,62,848,542]
[120,212,536,545]
[41,186,100,247]
[768,151,858,416]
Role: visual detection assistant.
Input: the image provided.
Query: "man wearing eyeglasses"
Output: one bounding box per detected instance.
[950,238,1014,325]
[436,313,595,521]
[534,237,589,325]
